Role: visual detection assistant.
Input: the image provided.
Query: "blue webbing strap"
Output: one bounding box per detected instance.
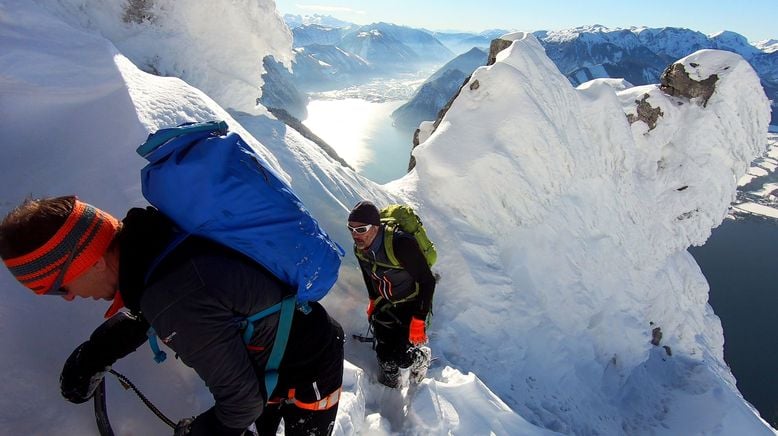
[147,327,167,363]
[253,295,296,398]
[241,302,282,343]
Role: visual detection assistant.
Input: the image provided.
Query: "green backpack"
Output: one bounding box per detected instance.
[380,204,437,268]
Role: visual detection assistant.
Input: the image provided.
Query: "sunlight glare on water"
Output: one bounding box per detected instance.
[303,98,381,169]
[302,98,410,183]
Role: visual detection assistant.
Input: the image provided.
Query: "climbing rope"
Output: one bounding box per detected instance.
[108,369,176,429]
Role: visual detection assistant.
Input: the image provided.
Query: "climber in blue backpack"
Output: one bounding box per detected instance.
[0,122,346,436]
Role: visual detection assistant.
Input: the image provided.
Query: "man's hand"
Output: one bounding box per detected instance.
[60,312,148,403]
[60,342,109,403]
[408,317,427,346]
[366,299,376,319]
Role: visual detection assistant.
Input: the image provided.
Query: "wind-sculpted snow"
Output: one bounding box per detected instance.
[27,0,293,113]
[407,32,771,433]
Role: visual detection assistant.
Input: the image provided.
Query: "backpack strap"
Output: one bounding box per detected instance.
[241,294,296,398]
[366,272,420,312]
[372,284,420,309]
[146,327,167,363]
[382,224,400,267]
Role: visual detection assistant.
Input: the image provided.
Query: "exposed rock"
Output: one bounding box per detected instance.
[659,63,719,107]
[408,154,417,172]
[408,128,420,171]
[487,38,514,66]
[626,93,664,131]
[651,326,663,346]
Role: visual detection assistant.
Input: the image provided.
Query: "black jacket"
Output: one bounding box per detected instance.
[356,227,436,320]
[95,207,343,435]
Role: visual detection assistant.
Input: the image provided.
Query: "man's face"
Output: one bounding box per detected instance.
[349,221,379,251]
[60,257,118,301]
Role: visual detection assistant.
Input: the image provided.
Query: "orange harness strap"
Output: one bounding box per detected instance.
[269,387,342,411]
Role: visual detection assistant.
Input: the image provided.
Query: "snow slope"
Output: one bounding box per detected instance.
[0,2,774,435]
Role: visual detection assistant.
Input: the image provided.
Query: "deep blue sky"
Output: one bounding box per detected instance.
[275,0,777,42]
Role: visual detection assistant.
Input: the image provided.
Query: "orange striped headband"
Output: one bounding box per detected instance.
[3,199,119,295]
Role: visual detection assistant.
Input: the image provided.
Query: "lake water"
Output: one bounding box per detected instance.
[303,98,414,184]
[301,70,436,184]
[690,216,778,428]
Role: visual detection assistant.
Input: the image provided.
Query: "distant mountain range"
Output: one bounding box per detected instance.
[391,47,488,130]
[261,17,458,115]
[283,13,355,29]
[393,24,778,130]
[283,20,454,85]
[263,15,776,129]
[754,39,778,53]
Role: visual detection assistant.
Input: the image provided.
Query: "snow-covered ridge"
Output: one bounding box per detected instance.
[407,32,771,432]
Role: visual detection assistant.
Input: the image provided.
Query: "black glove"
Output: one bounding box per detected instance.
[60,312,149,403]
[60,341,109,403]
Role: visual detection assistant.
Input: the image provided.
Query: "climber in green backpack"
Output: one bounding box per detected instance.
[348,200,437,388]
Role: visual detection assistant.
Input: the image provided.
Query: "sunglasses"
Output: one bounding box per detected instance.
[347,224,373,234]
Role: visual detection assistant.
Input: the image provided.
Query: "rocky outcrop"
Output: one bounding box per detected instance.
[259,56,309,120]
[487,38,513,66]
[660,63,719,107]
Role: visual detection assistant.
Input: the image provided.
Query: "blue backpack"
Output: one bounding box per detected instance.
[136,120,344,396]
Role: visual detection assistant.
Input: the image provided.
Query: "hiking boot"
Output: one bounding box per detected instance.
[408,346,431,384]
[378,359,400,388]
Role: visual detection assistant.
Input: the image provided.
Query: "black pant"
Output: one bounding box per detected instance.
[372,301,417,369]
[255,402,338,436]
[256,318,344,435]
